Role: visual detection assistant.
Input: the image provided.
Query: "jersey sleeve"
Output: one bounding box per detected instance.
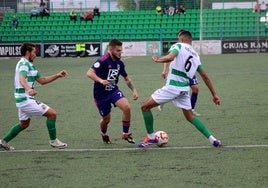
[91,59,104,79]
[18,62,29,75]
[36,71,41,79]
[197,65,204,71]
[120,61,128,77]
[91,59,108,81]
[91,59,101,70]
[168,43,182,55]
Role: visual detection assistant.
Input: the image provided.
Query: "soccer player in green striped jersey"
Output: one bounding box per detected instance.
[158,29,200,116]
[137,30,222,148]
[0,43,68,151]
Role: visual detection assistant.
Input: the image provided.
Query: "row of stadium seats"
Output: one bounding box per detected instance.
[1,16,257,28]
[0,8,266,43]
[2,9,259,23]
[0,19,259,33]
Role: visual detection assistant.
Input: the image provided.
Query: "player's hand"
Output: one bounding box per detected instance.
[152,56,159,63]
[132,91,138,101]
[213,95,221,105]
[161,71,168,79]
[100,79,110,86]
[27,88,37,96]
[57,70,68,78]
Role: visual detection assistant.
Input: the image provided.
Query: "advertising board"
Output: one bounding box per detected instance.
[222,39,268,53]
[0,44,41,57]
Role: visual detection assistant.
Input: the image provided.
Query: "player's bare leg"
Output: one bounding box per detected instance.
[100,114,111,144]
[116,98,135,143]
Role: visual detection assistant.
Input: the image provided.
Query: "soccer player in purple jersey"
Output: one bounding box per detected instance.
[87,39,138,144]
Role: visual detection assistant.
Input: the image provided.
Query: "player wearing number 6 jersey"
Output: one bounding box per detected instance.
[158,29,200,116]
[137,30,222,148]
[87,39,138,144]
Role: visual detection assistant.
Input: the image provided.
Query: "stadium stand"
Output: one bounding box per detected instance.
[0,8,266,43]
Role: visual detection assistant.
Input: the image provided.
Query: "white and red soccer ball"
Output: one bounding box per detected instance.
[155,130,169,147]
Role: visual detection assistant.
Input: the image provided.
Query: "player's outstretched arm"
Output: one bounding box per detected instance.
[152,52,176,63]
[198,70,221,105]
[37,70,68,85]
[124,76,138,100]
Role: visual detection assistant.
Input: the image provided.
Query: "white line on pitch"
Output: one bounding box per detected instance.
[0,144,268,153]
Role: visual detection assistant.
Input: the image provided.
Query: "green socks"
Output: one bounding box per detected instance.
[142,111,154,134]
[2,119,57,143]
[191,117,211,138]
[142,112,212,139]
[3,123,24,142]
[46,119,56,140]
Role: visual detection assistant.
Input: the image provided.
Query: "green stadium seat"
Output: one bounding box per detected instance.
[53,35,59,41]
[0,8,263,43]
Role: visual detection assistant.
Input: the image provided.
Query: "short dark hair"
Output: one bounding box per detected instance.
[109,39,122,47]
[178,30,192,39]
[178,29,186,36]
[20,42,36,56]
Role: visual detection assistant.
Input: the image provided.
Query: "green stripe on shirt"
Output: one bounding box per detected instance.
[27,76,36,82]
[169,80,189,87]
[15,97,27,103]
[15,88,25,93]
[171,68,191,80]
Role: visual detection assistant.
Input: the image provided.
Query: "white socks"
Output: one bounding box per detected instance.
[209,135,217,144]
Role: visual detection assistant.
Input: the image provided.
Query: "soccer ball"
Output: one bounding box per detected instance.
[155,131,169,147]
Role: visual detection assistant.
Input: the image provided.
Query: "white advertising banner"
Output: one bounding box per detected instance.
[49,0,100,9]
[102,41,161,56]
[192,40,222,55]
[22,0,37,2]
[122,42,147,56]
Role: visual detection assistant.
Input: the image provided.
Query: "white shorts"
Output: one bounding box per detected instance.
[151,86,192,110]
[17,99,50,121]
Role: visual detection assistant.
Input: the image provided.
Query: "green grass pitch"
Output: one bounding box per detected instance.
[0,53,268,187]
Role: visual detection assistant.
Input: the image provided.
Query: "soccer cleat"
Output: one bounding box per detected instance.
[192,109,201,116]
[49,138,68,149]
[0,140,15,151]
[122,133,135,144]
[137,136,158,148]
[212,140,222,148]
[101,133,111,144]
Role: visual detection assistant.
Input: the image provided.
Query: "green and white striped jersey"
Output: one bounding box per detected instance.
[166,42,204,90]
[14,58,41,106]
